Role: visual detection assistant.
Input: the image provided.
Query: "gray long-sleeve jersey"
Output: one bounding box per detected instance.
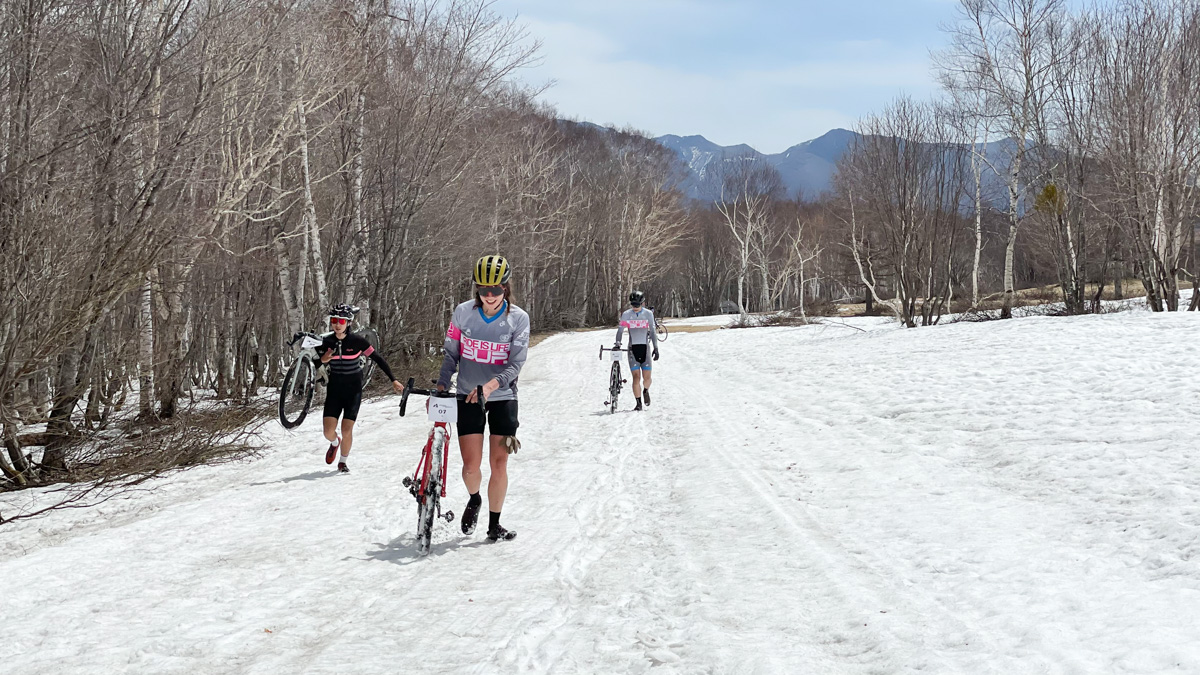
[615,307,659,348]
[437,300,531,402]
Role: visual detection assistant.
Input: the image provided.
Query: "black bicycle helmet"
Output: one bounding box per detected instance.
[629,290,645,306]
[328,303,355,321]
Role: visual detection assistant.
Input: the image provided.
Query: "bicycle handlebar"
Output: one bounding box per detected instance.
[398,377,485,417]
[599,345,628,360]
[288,331,322,347]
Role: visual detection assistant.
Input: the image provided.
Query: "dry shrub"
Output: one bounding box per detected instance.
[727,312,823,329]
[0,400,269,525]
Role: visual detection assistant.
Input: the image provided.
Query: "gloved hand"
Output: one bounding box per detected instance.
[613,343,621,350]
[652,348,659,361]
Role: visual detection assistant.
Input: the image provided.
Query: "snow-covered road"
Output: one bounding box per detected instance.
[4,312,1200,673]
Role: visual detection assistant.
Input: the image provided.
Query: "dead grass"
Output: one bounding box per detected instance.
[530,331,558,348]
[662,324,723,334]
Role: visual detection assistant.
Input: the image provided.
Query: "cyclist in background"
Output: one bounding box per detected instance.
[614,290,659,411]
[437,255,531,542]
[317,304,403,473]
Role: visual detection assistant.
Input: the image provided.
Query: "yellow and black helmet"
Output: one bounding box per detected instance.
[473,255,511,285]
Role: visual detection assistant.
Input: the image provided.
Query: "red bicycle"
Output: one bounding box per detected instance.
[399,379,484,556]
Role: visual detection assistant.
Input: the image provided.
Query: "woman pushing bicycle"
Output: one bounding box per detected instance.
[318,304,404,473]
[436,255,530,542]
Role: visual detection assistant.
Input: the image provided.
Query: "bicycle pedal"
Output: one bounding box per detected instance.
[443,510,455,522]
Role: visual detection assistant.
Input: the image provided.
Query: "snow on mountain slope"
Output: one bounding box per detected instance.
[3,312,1200,673]
[656,128,1017,204]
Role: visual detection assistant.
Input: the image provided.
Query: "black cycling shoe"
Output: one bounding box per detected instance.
[486,526,517,542]
[643,389,651,406]
[461,498,482,535]
[634,398,643,411]
[337,462,349,474]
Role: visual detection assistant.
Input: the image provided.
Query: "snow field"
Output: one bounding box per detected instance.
[2,311,1200,673]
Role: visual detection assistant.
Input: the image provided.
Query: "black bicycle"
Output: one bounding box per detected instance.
[278,310,379,429]
[399,379,485,556]
[599,346,627,414]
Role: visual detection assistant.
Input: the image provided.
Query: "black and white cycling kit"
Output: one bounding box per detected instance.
[317,331,395,422]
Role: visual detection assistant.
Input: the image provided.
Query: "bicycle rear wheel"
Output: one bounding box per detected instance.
[609,362,622,414]
[655,320,668,342]
[416,426,446,556]
[278,356,315,429]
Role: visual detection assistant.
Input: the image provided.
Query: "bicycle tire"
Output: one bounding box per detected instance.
[359,326,379,390]
[609,361,621,414]
[656,320,668,342]
[278,356,315,429]
[416,426,446,556]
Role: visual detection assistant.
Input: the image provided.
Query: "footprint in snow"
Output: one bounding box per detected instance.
[636,632,683,666]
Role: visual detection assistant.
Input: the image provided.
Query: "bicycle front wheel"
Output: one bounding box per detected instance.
[656,320,668,342]
[279,356,315,429]
[416,426,446,556]
[609,362,622,414]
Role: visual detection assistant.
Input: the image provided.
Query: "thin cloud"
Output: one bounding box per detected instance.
[498,2,952,153]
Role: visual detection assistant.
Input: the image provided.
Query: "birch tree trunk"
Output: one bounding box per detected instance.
[296,96,328,312]
[137,272,155,417]
[346,89,369,324]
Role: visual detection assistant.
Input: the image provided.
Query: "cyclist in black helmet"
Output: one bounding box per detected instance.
[317,304,403,473]
[614,290,659,411]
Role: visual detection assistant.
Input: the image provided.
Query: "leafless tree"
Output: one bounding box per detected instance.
[941,0,1066,318]
[836,98,968,328]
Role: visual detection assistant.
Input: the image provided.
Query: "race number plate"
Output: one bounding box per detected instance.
[301,335,323,350]
[428,397,458,424]
[611,350,623,362]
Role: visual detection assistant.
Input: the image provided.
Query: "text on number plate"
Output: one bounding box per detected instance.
[428,397,458,423]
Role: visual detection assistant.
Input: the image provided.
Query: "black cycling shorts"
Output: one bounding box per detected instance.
[323,377,363,421]
[458,399,519,437]
[630,344,649,364]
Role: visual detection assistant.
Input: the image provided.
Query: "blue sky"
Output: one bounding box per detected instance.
[491,0,962,153]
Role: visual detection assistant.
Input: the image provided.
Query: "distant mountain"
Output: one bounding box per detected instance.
[654,129,859,201]
[566,120,1017,205]
[655,128,1016,205]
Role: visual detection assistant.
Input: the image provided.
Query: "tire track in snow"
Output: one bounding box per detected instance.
[653,329,1008,673]
[467,331,705,673]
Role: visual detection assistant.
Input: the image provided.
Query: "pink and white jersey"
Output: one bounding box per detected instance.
[616,307,658,348]
[438,300,531,402]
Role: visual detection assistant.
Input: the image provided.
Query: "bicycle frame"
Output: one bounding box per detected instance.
[410,421,452,504]
[287,331,329,384]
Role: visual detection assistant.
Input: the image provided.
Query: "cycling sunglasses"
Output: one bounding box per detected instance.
[476,285,505,297]
[329,316,350,325]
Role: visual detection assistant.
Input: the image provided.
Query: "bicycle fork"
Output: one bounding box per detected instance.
[402,426,455,523]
